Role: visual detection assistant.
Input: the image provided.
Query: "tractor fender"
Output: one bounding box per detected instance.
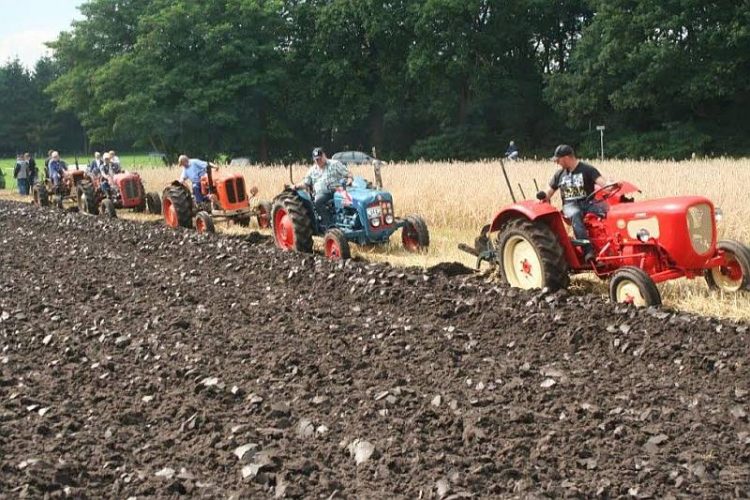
[488,201,580,267]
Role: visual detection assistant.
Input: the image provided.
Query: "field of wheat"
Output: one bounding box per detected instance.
[3,158,749,321]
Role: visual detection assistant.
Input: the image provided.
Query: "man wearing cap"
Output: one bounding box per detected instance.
[294,147,352,228]
[539,144,611,262]
[178,155,218,204]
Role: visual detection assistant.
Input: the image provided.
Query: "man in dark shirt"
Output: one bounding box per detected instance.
[539,144,611,262]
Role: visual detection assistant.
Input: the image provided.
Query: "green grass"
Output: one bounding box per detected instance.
[0,153,168,191]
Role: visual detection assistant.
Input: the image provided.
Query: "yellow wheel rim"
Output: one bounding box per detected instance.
[502,235,544,289]
[615,280,647,307]
[710,254,743,292]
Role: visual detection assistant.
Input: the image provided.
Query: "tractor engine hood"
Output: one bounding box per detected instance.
[333,176,393,207]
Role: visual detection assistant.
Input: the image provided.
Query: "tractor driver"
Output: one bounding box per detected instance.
[48,151,67,191]
[293,147,352,228]
[538,144,611,262]
[178,155,218,204]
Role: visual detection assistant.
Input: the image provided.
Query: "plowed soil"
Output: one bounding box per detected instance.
[1,200,749,499]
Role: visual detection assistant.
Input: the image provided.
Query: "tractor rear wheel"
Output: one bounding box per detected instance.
[194,211,215,234]
[271,192,314,253]
[402,215,430,252]
[324,228,351,260]
[145,192,162,215]
[162,185,193,229]
[257,201,272,229]
[100,198,117,218]
[609,267,661,307]
[77,181,97,214]
[32,183,49,207]
[705,240,750,292]
[497,218,570,290]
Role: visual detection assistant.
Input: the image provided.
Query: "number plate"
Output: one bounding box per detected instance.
[366,206,382,219]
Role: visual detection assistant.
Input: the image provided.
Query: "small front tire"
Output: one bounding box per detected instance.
[401,215,430,252]
[324,228,351,260]
[194,211,215,234]
[705,240,750,292]
[609,267,661,307]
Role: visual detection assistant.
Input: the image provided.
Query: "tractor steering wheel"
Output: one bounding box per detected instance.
[586,182,621,203]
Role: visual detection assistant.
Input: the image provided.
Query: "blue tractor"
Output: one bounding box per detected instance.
[271,176,429,259]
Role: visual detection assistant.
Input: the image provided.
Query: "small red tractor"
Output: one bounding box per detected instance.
[32,168,89,209]
[78,172,161,218]
[161,169,271,233]
[460,179,750,307]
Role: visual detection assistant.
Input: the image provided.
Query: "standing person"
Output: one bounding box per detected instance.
[109,150,121,169]
[44,149,54,180]
[505,140,519,160]
[25,153,37,187]
[539,144,611,262]
[89,152,103,173]
[177,155,218,203]
[13,154,30,195]
[293,147,352,228]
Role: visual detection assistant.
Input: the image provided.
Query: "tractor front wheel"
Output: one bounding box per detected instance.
[100,199,117,218]
[257,201,272,229]
[402,215,430,252]
[497,218,569,290]
[194,211,215,234]
[324,229,351,260]
[33,183,49,207]
[271,192,314,253]
[162,185,193,229]
[77,181,97,214]
[705,240,750,292]
[609,267,661,307]
[146,192,162,215]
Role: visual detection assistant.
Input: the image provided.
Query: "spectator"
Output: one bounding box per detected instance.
[505,141,519,161]
[89,152,103,173]
[13,154,30,195]
[44,149,54,180]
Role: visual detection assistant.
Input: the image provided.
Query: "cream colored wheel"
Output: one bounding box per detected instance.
[614,280,647,306]
[705,241,750,292]
[502,235,544,289]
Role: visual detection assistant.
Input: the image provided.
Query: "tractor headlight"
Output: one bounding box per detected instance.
[371,218,381,228]
[385,214,394,225]
[714,207,723,224]
[637,228,650,242]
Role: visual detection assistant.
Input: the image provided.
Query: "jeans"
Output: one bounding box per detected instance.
[193,184,206,204]
[314,191,334,229]
[17,178,29,195]
[562,200,607,252]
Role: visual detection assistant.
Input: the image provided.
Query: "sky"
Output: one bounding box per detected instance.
[0,0,82,70]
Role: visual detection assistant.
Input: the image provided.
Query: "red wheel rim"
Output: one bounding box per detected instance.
[195,217,206,233]
[325,238,342,260]
[722,260,743,281]
[403,226,419,251]
[258,206,270,229]
[273,208,295,250]
[164,198,178,228]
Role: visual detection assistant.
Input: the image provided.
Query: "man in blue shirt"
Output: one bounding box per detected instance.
[293,147,352,229]
[48,151,67,189]
[178,155,218,203]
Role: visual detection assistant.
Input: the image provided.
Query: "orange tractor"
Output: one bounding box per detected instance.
[78,172,161,218]
[32,168,91,210]
[161,168,270,233]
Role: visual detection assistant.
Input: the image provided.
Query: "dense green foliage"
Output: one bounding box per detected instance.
[3,0,749,161]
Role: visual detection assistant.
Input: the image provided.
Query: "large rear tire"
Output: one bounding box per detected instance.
[609,267,661,307]
[162,185,193,229]
[705,240,750,292]
[402,215,430,252]
[77,181,97,214]
[496,218,570,291]
[271,191,314,253]
[324,228,351,260]
[145,192,162,215]
[32,183,49,207]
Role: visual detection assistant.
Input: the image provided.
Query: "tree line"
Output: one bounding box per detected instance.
[3,0,749,162]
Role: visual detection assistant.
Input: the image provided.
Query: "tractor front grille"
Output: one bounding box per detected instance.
[226,179,237,204]
[235,177,247,202]
[687,203,713,255]
[123,178,140,201]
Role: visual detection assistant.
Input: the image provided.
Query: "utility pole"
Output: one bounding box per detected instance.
[596,125,606,160]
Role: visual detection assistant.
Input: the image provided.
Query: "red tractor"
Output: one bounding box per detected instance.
[32,169,90,210]
[460,181,750,306]
[161,169,271,233]
[78,172,161,218]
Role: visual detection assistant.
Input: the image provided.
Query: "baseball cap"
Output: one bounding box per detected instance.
[312,147,324,159]
[551,144,574,160]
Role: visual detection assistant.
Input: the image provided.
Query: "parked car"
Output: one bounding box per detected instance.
[331,151,383,167]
